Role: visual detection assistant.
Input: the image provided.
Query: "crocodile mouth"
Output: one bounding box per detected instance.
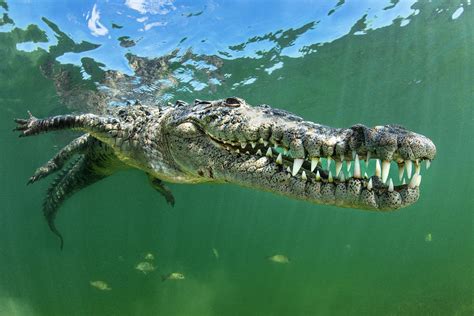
[207,133,430,211]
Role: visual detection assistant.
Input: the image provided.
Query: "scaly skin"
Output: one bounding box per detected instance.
[14,98,436,248]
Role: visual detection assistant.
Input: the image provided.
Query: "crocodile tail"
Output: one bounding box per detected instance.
[43,155,106,250]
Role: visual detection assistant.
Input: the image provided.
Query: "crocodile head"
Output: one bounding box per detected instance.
[163,97,436,211]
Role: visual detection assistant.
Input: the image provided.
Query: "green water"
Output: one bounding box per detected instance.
[0,1,473,315]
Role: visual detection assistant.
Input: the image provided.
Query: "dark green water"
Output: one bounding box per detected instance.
[0,1,473,315]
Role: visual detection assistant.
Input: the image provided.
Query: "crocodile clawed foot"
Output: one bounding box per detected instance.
[13,111,40,137]
[27,163,58,185]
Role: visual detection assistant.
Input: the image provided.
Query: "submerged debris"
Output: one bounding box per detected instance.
[90,280,111,291]
[212,248,219,259]
[162,272,185,281]
[425,233,432,242]
[144,253,155,261]
[267,254,290,264]
[135,261,156,274]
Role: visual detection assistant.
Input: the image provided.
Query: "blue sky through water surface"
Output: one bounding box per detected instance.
[6,0,432,74]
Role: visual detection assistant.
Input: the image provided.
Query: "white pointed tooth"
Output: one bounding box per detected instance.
[266,147,273,157]
[276,153,283,164]
[388,178,394,192]
[409,173,418,188]
[302,171,307,181]
[375,159,381,177]
[335,160,343,176]
[235,148,240,153]
[426,160,431,170]
[415,162,421,175]
[354,154,361,178]
[381,160,390,183]
[402,178,406,185]
[328,171,333,182]
[327,156,332,169]
[256,149,262,156]
[292,158,304,176]
[263,140,268,146]
[367,178,373,190]
[283,148,288,155]
[346,160,352,172]
[366,151,371,167]
[259,138,264,144]
[406,160,413,178]
[250,142,256,148]
[311,157,319,172]
[398,164,404,181]
[316,171,321,181]
[286,166,291,173]
[240,142,247,149]
[245,151,250,154]
[364,172,368,179]
[416,175,422,187]
[340,172,345,182]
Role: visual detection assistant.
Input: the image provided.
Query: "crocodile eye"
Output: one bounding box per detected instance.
[223,97,244,107]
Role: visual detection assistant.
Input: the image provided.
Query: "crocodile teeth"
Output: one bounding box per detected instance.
[367,178,373,190]
[250,142,256,149]
[292,158,304,176]
[276,153,283,164]
[409,173,418,188]
[381,160,390,183]
[354,154,361,178]
[235,148,240,153]
[426,160,431,170]
[416,175,422,187]
[388,178,394,192]
[406,160,413,179]
[301,171,307,181]
[286,166,291,173]
[346,160,352,172]
[263,140,268,146]
[415,162,421,175]
[266,147,273,157]
[340,172,345,182]
[402,178,406,185]
[366,151,371,167]
[283,148,289,155]
[256,149,262,156]
[398,163,404,181]
[375,159,381,177]
[328,171,333,182]
[311,158,319,172]
[327,156,332,169]
[364,172,368,179]
[241,142,247,149]
[316,170,321,181]
[335,160,343,177]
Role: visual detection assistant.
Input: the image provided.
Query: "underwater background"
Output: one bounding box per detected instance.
[0,0,472,315]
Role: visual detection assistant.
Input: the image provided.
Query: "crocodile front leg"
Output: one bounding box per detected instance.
[149,175,175,206]
[14,111,120,139]
[28,134,92,184]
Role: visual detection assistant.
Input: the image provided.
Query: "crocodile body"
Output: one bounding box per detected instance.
[14,97,436,248]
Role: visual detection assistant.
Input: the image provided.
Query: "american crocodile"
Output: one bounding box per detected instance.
[14,97,436,248]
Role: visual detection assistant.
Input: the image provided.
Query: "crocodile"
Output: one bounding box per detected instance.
[14,97,436,248]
